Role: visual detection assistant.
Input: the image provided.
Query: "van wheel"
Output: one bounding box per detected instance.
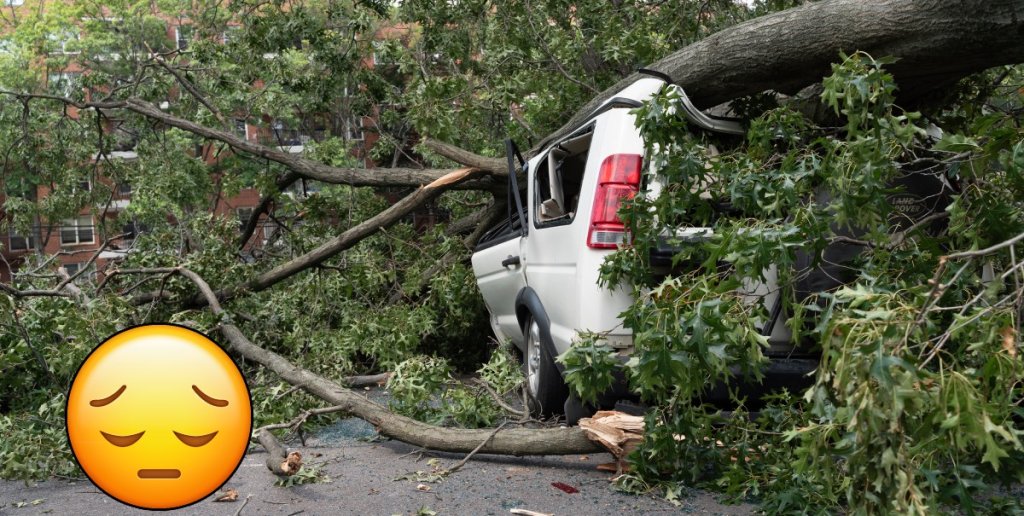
[564,394,595,426]
[523,317,568,418]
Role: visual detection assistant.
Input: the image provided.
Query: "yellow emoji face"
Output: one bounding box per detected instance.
[66,324,252,510]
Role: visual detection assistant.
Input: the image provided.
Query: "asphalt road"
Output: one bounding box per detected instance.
[0,398,756,515]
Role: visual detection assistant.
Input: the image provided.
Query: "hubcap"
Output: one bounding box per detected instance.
[527,321,541,396]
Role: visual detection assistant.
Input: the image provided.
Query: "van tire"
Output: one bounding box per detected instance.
[564,394,595,426]
[522,316,568,418]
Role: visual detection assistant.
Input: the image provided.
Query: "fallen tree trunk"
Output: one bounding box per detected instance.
[539,0,1024,151]
[172,268,601,456]
[133,167,487,306]
[0,92,506,191]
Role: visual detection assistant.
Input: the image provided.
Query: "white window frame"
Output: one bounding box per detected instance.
[236,207,254,231]
[222,25,240,44]
[48,71,81,97]
[345,115,364,141]
[47,29,80,55]
[234,119,248,140]
[261,220,278,244]
[371,40,387,66]
[8,227,35,251]
[175,25,191,51]
[62,262,96,283]
[60,215,95,246]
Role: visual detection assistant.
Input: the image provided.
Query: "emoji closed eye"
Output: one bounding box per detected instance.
[174,431,218,447]
[101,431,144,447]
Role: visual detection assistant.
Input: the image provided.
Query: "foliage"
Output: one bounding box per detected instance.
[274,461,330,487]
[0,395,79,480]
[2,1,1023,514]
[559,52,1024,513]
[477,342,524,396]
[386,349,520,428]
[558,334,617,405]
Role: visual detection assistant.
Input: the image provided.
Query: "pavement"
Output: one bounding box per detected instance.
[0,395,756,515]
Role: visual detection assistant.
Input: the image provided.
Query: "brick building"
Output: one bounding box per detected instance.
[0,7,391,282]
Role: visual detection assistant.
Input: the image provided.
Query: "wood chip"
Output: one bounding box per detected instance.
[1001,326,1017,357]
[213,488,238,502]
[578,410,644,475]
[280,451,302,475]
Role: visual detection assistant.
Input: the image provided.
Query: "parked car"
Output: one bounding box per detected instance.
[471,77,951,421]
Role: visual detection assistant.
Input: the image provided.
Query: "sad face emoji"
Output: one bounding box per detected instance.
[66,324,252,510]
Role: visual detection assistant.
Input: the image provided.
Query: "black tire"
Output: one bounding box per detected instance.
[564,394,595,426]
[522,316,568,418]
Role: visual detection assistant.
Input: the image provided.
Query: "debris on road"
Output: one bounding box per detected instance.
[578,411,644,474]
[213,488,239,502]
[550,482,578,494]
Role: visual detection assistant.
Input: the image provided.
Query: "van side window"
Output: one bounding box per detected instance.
[534,131,592,227]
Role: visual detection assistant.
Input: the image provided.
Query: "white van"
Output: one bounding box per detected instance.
[471,77,950,419]
[471,78,756,417]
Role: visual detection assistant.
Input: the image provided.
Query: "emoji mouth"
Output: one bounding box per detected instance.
[137,469,181,479]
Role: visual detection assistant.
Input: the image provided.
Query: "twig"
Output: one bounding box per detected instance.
[233,494,252,516]
[472,378,525,417]
[272,385,302,400]
[947,230,1024,260]
[254,405,348,436]
[442,422,509,476]
[10,302,57,386]
[147,42,228,129]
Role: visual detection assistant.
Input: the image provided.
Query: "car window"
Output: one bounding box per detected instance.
[534,131,592,228]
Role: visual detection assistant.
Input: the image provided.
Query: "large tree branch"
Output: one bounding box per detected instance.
[168,267,600,456]
[422,138,506,175]
[150,50,229,130]
[538,0,1024,151]
[131,167,487,306]
[0,91,504,191]
[237,171,300,250]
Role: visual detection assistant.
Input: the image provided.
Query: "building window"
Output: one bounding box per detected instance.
[47,29,79,54]
[236,207,253,231]
[234,119,247,140]
[75,180,91,193]
[60,216,94,245]
[48,72,81,97]
[345,115,364,141]
[222,26,240,44]
[4,0,24,6]
[116,182,132,195]
[175,25,191,51]
[371,40,390,66]
[63,262,95,283]
[121,219,145,241]
[8,227,34,251]
[262,221,278,244]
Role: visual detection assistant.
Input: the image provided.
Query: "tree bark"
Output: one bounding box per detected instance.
[221,324,599,455]
[0,92,505,191]
[133,167,487,306]
[538,0,1024,151]
[170,268,601,456]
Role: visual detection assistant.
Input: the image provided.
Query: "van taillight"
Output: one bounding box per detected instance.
[588,153,642,249]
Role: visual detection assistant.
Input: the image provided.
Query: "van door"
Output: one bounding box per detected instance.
[471,141,530,348]
[520,129,594,356]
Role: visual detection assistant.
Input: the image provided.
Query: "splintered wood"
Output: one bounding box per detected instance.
[578,410,644,475]
[280,451,302,475]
